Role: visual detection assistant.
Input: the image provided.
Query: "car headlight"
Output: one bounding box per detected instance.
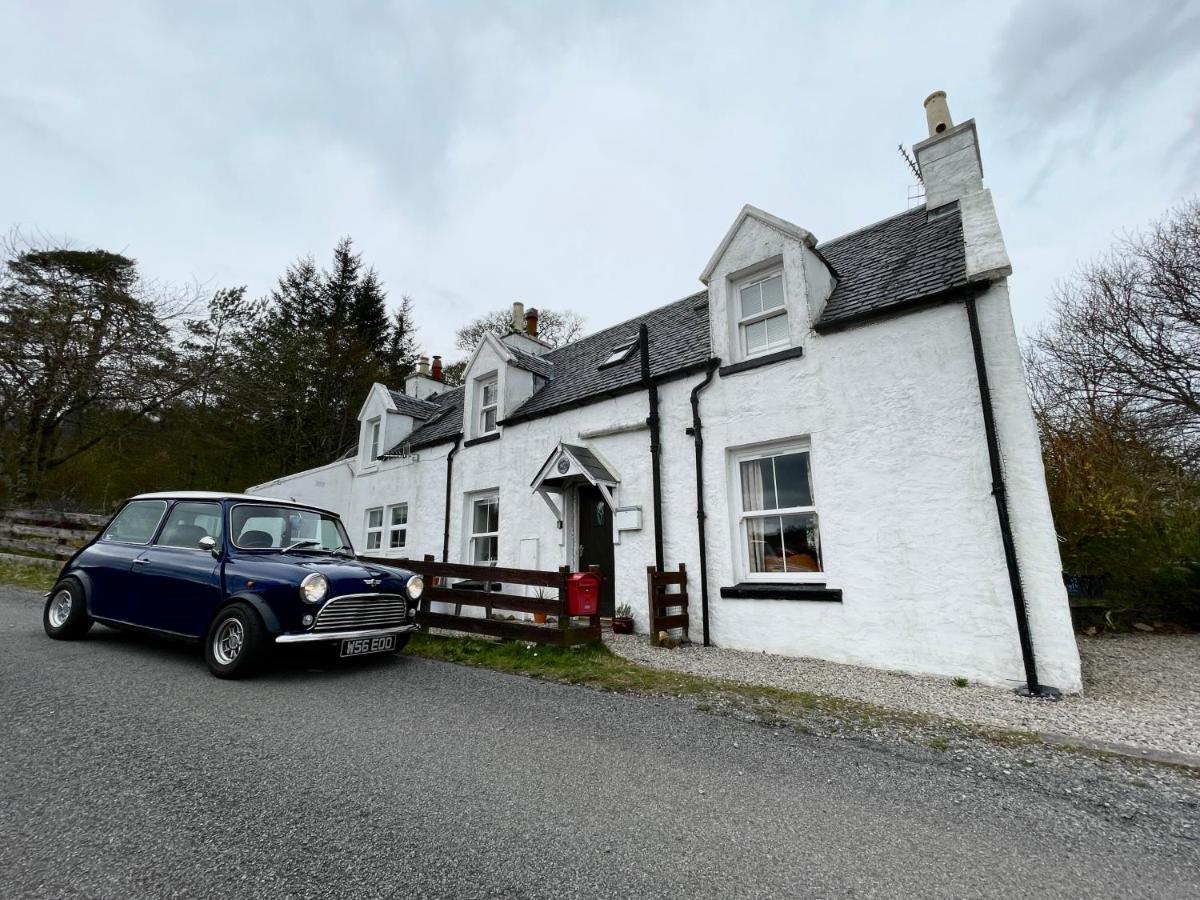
[300,573,329,604]
[406,575,424,601]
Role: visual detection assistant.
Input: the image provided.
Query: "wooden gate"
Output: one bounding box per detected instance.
[647,563,689,645]
[361,554,601,647]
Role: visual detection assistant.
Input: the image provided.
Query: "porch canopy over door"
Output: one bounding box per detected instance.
[529,442,620,525]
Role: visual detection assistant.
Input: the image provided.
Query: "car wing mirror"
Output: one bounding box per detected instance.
[198,535,218,555]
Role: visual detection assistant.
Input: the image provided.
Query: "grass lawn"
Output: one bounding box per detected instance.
[0,557,57,593]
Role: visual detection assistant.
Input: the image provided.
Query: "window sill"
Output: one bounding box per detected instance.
[718,345,805,378]
[719,583,842,602]
[463,432,501,447]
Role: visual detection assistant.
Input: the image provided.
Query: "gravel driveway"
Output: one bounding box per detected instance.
[3,586,1200,899]
[608,631,1200,759]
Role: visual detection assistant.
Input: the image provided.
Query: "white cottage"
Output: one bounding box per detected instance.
[250,95,1082,694]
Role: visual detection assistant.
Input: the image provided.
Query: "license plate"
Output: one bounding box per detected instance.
[340,634,397,657]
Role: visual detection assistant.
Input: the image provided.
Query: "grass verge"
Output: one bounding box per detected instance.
[0,558,57,592]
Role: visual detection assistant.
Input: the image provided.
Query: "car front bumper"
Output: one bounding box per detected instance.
[274,623,420,644]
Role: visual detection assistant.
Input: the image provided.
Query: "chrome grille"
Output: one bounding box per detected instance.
[313,593,408,632]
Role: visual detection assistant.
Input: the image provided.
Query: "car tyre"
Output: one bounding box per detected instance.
[204,602,266,679]
[43,578,93,640]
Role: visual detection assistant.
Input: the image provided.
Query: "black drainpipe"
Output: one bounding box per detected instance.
[965,293,1054,698]
[442,434,462,562]
[688,359,721,646]
[639,323,665,573]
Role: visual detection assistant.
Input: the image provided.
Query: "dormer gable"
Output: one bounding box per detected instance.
[701,205,836,365]
[460,333,553,439]
[355,382,437,466]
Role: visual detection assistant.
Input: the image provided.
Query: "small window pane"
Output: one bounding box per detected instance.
[739,282,762,318]
[773,452,813,508]
[759,274,784,310]
[102,500,167,544]
[482,381,497,406]
[780,513,821,572]
[765,311,789,346]
[473,535,498,564]
[366,532,381,550]
[473,497,498,534]
[483,408,497,432]
[367,508,383,528]
[389,528,406,549]
[390,505,407,525]
[743,319,767,353]
[740,458,778,511]
[746,516,783,573]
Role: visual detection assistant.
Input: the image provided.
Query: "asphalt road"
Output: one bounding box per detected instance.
[2,588,1197,899]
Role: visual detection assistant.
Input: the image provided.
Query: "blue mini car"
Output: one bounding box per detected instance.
[42,492,423,678]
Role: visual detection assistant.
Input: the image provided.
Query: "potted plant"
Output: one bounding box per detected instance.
[612,603,635,635]
[532,586,549,625]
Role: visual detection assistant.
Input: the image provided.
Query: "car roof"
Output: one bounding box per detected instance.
[130,491,338,515]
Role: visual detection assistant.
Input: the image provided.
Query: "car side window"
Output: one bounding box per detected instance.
[156,501,223,549]
[101,500,168,545]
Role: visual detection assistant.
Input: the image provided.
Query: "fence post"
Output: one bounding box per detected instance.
[422,554,436,618]
[557,565,571,648]
[587,564,602,642]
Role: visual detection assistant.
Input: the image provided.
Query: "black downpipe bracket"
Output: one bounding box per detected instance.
[442,434,462,562]
[639,324,665,573]
[965,294,1057,698]
[689,359,721,646]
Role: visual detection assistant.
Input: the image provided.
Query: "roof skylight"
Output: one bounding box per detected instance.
[599,337,639,369]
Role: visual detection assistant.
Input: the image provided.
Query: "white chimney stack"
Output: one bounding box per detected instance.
[511,301,524,332]
[914,91,983,211]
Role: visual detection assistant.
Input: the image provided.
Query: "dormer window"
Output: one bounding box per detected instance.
[599,336,639,369]
[478,376,499,435]
[364,418,381,465]
[738,271,789,357]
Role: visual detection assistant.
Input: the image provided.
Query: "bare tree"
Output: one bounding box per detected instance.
[454,306,586,353]
[1030,197,1200,463]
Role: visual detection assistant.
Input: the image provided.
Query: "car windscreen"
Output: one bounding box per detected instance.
[229,505,352,553]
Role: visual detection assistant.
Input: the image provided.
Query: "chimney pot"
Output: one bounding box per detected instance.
[525,307,539,338]
[924,90,953,137]
[511,301,524,332]
[431,355,443,381]
[418,355,430,377]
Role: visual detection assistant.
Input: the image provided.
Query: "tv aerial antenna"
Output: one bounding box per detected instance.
[898,143,925,208]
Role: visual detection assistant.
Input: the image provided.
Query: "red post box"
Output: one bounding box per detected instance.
[566,571,602,616]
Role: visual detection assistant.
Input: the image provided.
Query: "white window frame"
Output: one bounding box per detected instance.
[364,507,384,551]
[468,492,500,565]
[364,418,381,466]
[477,375,499,436]
[729,440,823,583]
[736,269,790,360]
[386,503,408,551]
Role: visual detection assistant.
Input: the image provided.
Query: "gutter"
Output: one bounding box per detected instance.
[639,323,665,572]
[688,359,721,646]
[441,434,463,562]
[964,292,1058,698]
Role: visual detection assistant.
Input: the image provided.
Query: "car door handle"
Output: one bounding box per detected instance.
[132,558,151,566]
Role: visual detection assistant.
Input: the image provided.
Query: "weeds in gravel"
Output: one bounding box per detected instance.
[0,558,56,592]
[952,677,969,688]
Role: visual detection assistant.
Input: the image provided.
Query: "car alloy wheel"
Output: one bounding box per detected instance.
[212,617,244,665]
[48,590,73,629]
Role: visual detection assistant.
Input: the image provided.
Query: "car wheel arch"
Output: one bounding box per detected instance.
[213,593,281,636]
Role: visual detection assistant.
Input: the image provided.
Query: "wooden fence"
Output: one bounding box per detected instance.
[647,563,689,645]
[360,554,602,647]
[0,509,105,567]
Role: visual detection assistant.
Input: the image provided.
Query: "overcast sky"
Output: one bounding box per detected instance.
[3,0,1198,359]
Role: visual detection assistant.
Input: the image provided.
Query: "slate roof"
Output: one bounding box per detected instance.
[508,345,555,379]
[386,389,441,420]
[393,387,464,452]
[378,202,971,449]
[814,203,968,330]
[562,443,618,483]
[506,291,711,423]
